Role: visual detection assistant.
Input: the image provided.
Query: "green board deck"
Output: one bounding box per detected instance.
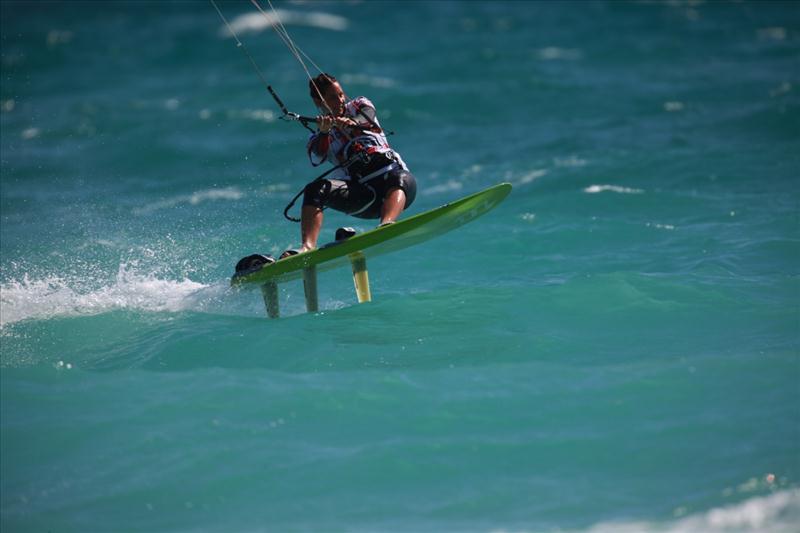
[231,182,512,287]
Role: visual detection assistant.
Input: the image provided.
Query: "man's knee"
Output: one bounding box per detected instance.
[388,171,416,210]
[302,180,329,209]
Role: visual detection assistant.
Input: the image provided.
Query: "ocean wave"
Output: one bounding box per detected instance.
[584,184,645,194]
[757,27,787,41]
[554,155,588,168]
[226,108,276,122]
[133,186,244,215]
[646,222,676,230]
[535,46,583,61]
[339,73,397,89]
[664,101,685,112]
[422,179,463,196]
[514,169,548,186]
[0,265,207,328]
[219,9,348,37]
[46,29,73,47]
[576,489,800,533]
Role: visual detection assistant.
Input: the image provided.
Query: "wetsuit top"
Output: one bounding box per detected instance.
[306,96,407,178]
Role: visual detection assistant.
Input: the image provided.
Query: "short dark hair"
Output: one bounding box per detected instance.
[309,73,338,100]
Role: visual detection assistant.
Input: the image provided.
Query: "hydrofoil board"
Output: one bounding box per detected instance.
[232,182,511,317]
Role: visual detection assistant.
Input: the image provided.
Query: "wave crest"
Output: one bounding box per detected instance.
[584,184,645,194]
[220,9,348,36]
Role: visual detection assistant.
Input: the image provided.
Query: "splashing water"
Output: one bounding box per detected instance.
[0,263,207,328]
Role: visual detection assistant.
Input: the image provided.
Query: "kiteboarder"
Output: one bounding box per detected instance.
[280,73,417,258]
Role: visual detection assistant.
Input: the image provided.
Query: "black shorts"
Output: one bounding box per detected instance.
[302,166,417,220]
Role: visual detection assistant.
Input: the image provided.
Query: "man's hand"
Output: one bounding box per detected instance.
[316,115,334,133]
[316,115,358,133]
[333,117,357,130]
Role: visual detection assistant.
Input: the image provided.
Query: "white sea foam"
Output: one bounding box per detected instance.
[647,222,676,230]
[461,164,484,178]
[583,490,800,533]
[133,187,244,214]
[770,82,792,98]
[584,184,645,194]
[490,489,800,533]
[515,169,548,185]
[0,265,207,328]
[535,46,583,61]
[46,29,73,47]
[554,155,588,168]
[758,27,787,41]
[220,9,348,37]
[423,179,463,196]
[21,127,40,140]
[226,108,276,123]
[664,101,685,112]
[187,188,244,204]
[340,73,397,89]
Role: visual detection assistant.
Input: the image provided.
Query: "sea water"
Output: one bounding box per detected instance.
[1,1,798,531]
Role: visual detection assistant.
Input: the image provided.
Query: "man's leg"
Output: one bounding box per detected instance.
[281,205,323,259]
[380,188,406,225]
[300,205,323,252]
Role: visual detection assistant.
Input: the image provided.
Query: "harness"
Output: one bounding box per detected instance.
[345,160,401,216]
[357,160,400,184]
[282,151,364,222]
[283,106,397,222]
[282,150,400,222]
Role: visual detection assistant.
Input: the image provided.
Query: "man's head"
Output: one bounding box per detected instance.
[310,73,346,115]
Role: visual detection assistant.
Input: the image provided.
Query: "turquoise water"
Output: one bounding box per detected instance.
[1,1,799,531]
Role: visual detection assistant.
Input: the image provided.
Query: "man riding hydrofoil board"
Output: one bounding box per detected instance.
[280,73,417,259]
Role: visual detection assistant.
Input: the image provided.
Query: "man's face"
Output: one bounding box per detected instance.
[313,82,346,115]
